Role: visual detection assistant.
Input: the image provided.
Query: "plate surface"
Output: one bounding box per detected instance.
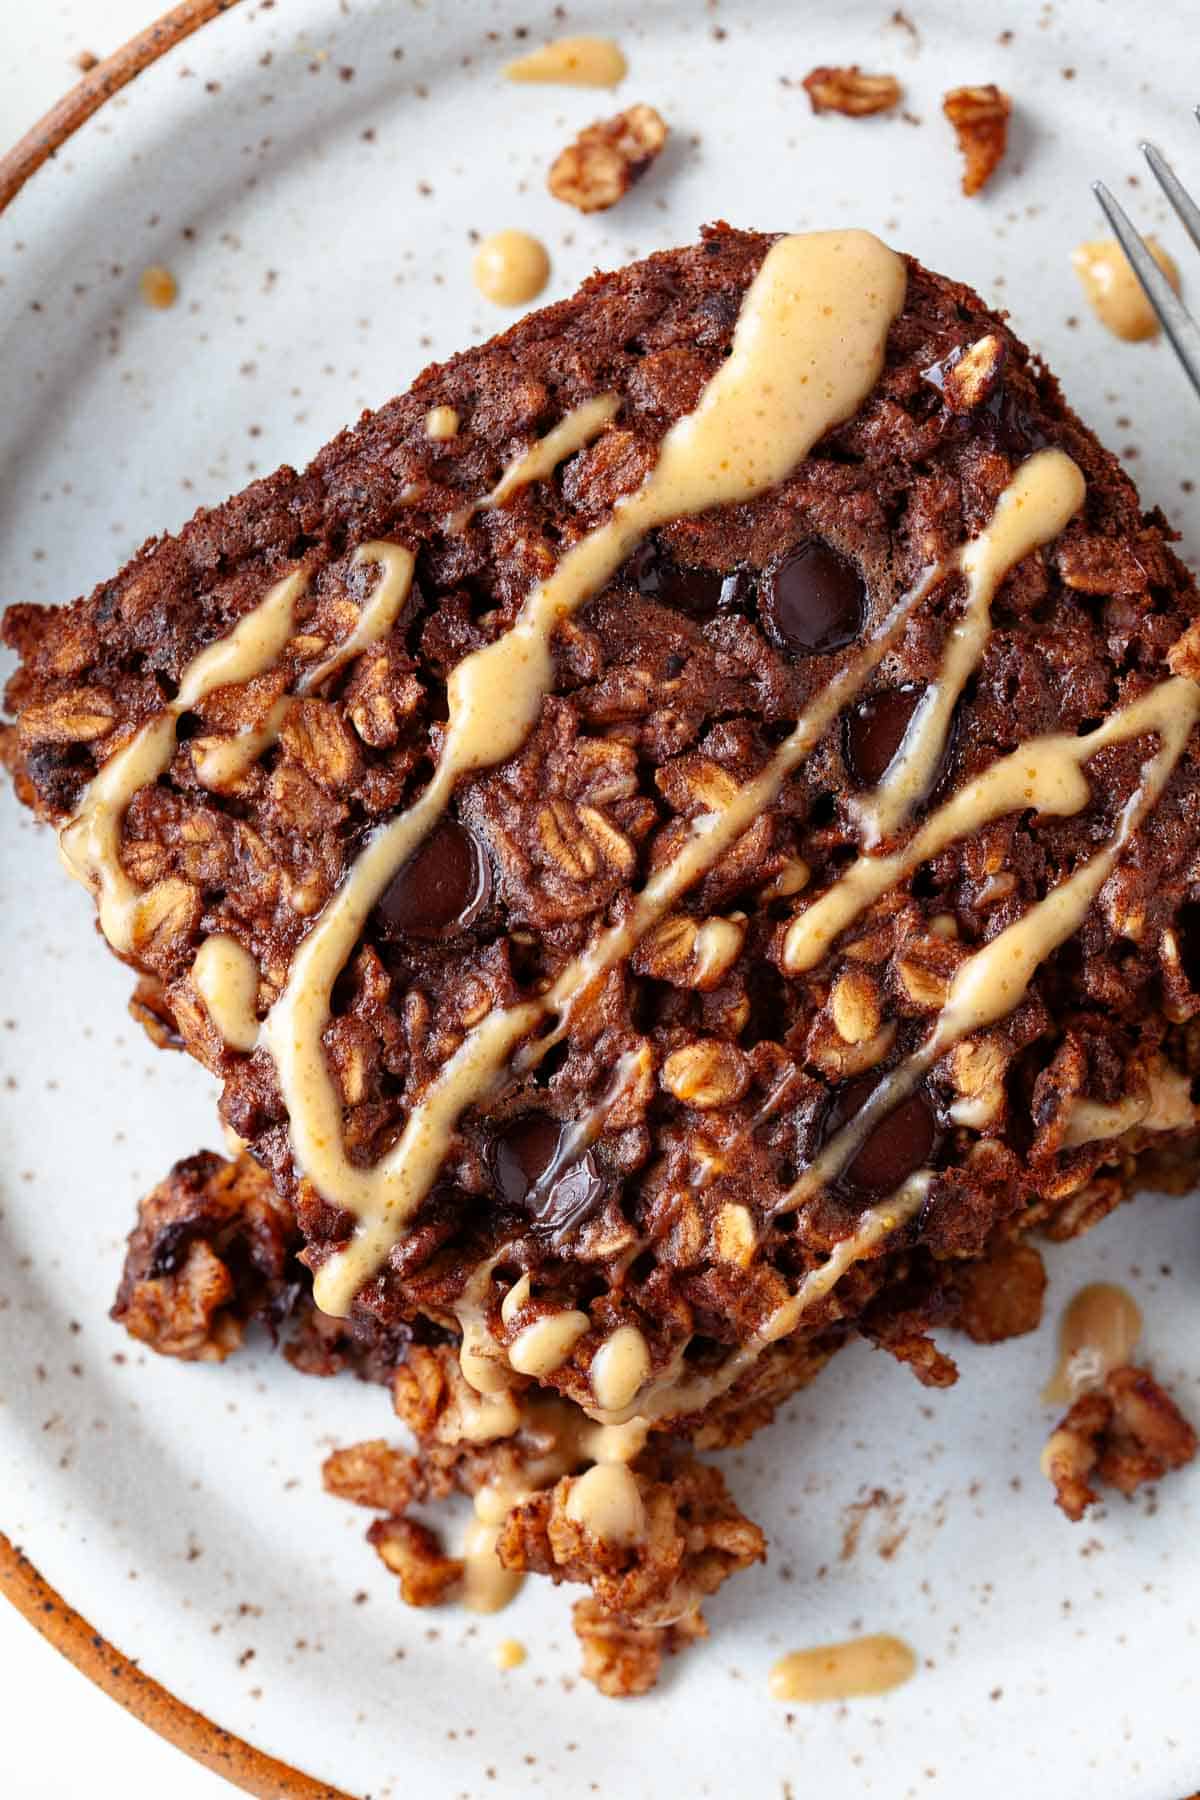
[2,2,1199,1796]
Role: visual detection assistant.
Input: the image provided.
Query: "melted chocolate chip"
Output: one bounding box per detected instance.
[627,539,749,615]
[824,1074,939,1201]
[492,1115,609,1236]
[147,1220,193,1280]
[843,686,922,788]
[493,1114,561,1206]
[985,384,1049,456]
[921,347,1048,456]
[375,818,490,939]
[845,685,960,802]
[760,542,865,656]
[1175,902,1200,994]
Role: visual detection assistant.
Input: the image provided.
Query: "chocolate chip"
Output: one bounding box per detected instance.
[627,539,748,615]
[491,1115,608,1236]
[375,818,490,939]
[843,686,922,787]
[922,348,1047,454]
[986,384,1049,456]
[845,686,960,801]
[824,1074,938,1201]
[147,1220,193,1279]
[493,1114,561,1207]
[537,1153,608,1236]
[760,541,865,656]
[1175,902,1200,994]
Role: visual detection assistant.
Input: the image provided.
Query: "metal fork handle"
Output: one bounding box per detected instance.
[1092,178,1200,401]
[1141,134,1200,256]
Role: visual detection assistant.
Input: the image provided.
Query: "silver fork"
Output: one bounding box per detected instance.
[1092,109,1200,400]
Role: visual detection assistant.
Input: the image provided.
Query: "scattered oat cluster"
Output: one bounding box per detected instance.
[548,104,669,215]
[798,61,1013,196]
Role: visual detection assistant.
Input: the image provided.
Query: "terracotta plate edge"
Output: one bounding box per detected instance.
[0,0,244,213]
[0,1532,357,1800]
[2,4,353,1795]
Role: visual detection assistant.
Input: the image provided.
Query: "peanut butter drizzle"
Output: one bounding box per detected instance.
[461,1515,525,1614]
[503,37,628,89]
[786,674,1200,974]
[61,546,414,939]
[768,1634,917,1703]
[460,1397,650,1613]
[193,543,414,790]
[1061,1057,1195,1149]
[509,1309,591,1378]
[477,394,621,514]
[590,1324,652,1412]
[1042,1282,1142,1405]
[1071,236,1182,342]
[852,449,1086,844]
[263,229,908,1316]
[59,568,309,952]
[565,1461,647,1544]
[191,934,261,1052]
[779,676,1200,1216]
[449,1182,926,1591]
[597,1172,932,1426]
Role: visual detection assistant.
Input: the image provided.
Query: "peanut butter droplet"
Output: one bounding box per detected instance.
[504,36,627,88]
[473,231,550,307]
[1071,236,1181,342]
[1042,1282,1142,1404]
[769,1634,917,1702]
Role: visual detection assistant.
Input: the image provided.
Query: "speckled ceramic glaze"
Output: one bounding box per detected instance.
[2,2,1199,1796]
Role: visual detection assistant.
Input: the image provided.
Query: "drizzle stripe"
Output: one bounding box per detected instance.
[785,674,1199,973]
[261,230,909,1315]
[778,683,1200,1216]
[59,568,309,952]
[193,542,414,790]
[61,545,414,942]
[591,1172,933,1426]
[478,394,621,514]
[852,449,1086,844]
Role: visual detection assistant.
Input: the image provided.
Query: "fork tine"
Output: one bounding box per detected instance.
[1091,179,1200,400]
[1139,141,1200,254]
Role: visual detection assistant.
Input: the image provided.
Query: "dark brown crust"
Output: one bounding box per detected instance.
[9,225,1200,1430]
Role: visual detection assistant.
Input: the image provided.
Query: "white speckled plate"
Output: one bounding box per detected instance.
[2,1,1199,1796]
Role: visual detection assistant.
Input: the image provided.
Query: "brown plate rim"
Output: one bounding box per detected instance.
[0,0,241,214]
[0,1533,356,1799]
[1,6,355,1795]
